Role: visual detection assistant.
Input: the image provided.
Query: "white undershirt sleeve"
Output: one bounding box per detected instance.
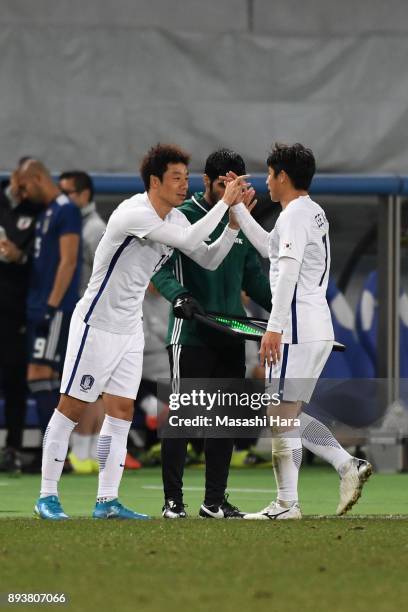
[267,257,301,333]
[233,203,270,258]
[180,225,239,270]
[146,200,228,249]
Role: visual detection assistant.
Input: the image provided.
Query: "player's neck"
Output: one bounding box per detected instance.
[280,190,308,210]
[44,186,61,206]
[203,191,215,208]
[147,192,173,220]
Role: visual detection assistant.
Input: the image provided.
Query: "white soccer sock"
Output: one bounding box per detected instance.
[40,409,77,498]
[70,432,91,461]
[90,434,99,461]
[299,413,352,473]
[272,430,302,503]
[96,415,131,500]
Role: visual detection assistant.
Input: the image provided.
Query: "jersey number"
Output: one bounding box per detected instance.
[33,337,46,359]
[153,253,171,273]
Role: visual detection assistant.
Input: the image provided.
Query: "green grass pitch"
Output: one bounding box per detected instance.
[1,466,407,612]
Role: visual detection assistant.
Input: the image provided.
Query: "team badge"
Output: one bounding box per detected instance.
[80,374,95,392]
[17,216,33,230]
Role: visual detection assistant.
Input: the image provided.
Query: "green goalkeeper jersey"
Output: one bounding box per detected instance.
[151,192,271,348]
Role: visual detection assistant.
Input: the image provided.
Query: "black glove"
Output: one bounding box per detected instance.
[36,305,57,339]
[172,294,205,320]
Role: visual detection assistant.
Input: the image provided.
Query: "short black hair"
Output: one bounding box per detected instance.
[59,170,94,201]
[204,148,246,183]
[266,143,316,190]
[140,143,190,190]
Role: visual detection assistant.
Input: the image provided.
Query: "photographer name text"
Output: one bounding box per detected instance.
[167,415,300,428]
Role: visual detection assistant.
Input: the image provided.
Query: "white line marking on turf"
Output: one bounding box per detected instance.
[307,514,408,520]
[143,485,275,494]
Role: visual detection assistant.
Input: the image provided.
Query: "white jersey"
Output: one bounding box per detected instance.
[269,195,334,344]
[75,192,188,334]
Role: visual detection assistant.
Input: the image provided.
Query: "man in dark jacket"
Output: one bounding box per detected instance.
[19,160,82,436]
[0,164,42,472]
[152,149,271,518]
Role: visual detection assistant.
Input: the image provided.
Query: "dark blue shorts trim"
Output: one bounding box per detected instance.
[63,324,90,395]
[291,285,298,344]
[278,344,289,399]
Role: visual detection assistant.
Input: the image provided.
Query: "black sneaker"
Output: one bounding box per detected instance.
[162,499,187,519]
[199,494,245,519]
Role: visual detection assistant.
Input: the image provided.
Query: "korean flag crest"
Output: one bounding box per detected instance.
[80,374,95,392]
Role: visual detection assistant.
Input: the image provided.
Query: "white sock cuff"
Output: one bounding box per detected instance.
[100,415,131,437]
[52,409,78,431]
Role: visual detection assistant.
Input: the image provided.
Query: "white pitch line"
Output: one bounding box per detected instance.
[143,485,275,494]
[307,514,408,520]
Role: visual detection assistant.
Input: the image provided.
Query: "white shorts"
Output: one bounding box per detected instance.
[60,310,144,402]
[266,341,332,403]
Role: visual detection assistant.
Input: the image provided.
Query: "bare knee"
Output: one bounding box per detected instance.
[103,394,134,421]
[57,394,88,423]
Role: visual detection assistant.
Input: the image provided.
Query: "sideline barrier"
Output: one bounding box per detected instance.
[68,173,405,195]
[0,173,405,195]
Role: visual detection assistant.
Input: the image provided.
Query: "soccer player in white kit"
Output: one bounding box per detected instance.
[34,144,248,520]
[228,143,371,519]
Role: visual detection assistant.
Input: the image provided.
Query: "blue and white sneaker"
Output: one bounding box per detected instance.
[92,498,150,520]
[34,496,69,520]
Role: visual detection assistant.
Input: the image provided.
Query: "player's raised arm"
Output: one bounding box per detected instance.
[146,175,248,250]
[220,172,269,258]
[232,207,269,258]
[231,201,270,259]
[179,222,240,270]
